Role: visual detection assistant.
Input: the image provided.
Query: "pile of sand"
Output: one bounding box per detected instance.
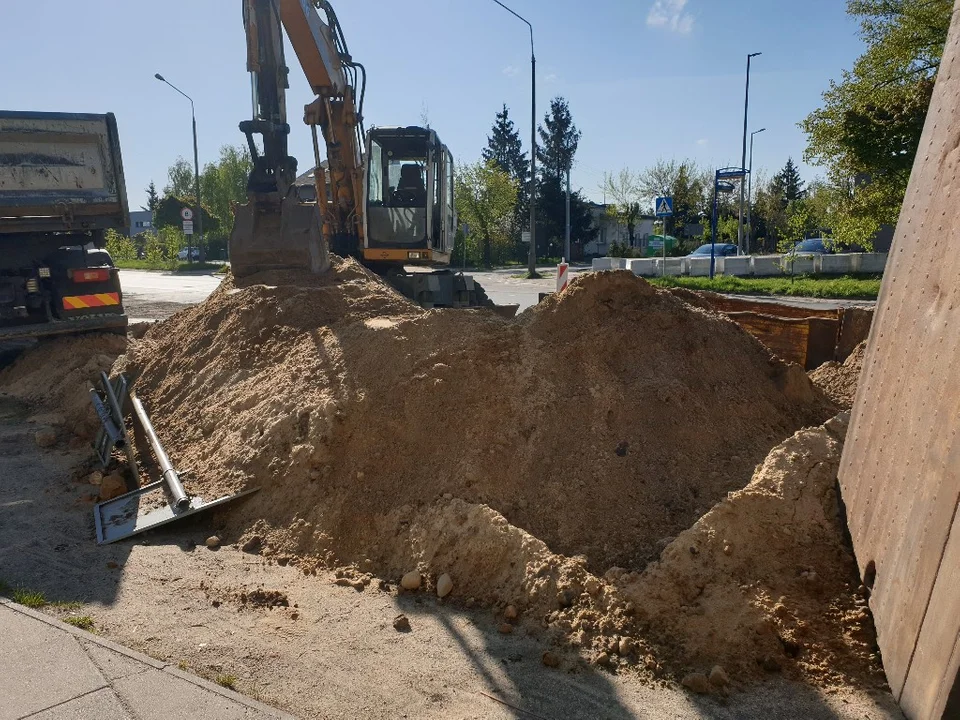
[809,341,867,409]
[121,263,834,575]
[621,412,883,687]
[0,333,127,437]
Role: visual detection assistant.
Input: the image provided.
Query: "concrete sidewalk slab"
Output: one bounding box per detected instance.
[0,599,295,720]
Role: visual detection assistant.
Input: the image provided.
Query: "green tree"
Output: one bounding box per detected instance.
[771,158,805,203]
[537,97,581,186]
[638,159,709,237]
[200,144,252,236]
[164,158,195,198]
[602,169,643,247]
[142,181,160,214]
[455,160,518,267]
[153,195,218,236]
[801,0,952,248]
[483,105,528,184]
[104,228,136,261]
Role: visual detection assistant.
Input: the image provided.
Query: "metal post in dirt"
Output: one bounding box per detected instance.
[661,220,667,277]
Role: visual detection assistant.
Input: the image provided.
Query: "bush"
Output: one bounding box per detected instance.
[104,229,136,261]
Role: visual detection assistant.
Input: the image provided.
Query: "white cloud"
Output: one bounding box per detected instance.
[697,138,708,146]
[544,73,558,83]
[502,65,519,77]
[647,0,694,34]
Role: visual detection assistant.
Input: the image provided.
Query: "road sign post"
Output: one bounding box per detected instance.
[655,197,674,277]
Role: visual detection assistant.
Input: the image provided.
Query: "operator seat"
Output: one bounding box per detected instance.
[393,163,426,207]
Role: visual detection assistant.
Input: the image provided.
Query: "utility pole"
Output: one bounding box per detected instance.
[491,1,537,276]
[737,52,761,256]
[746,127,766,254]
[155,73,203,262]
[564,166,571,262]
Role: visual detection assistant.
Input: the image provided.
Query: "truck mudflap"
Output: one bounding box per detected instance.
[0,313,128,341]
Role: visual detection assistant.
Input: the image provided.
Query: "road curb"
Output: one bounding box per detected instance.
[0,596,297,719]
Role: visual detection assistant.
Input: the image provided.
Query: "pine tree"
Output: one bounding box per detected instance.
[143,181,160,213]
[772,158,805,205]
[482,104,527,182]
[537,97,581,185]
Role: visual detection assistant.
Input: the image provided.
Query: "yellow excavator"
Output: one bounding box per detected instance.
[232,0,493,308]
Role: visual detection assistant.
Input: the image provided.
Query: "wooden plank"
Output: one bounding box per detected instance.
[837,6,960,718]
[725,311,811,367]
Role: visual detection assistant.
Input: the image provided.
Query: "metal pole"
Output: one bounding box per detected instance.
[155,74,203,263]
[710,171,719,279]
[490,1,536,276]
[746,127,765,255]
[191,111,203,263]
[661,219,666,277]
[737,52,760,255]
[564,166,571,262]
[130,394,190,511]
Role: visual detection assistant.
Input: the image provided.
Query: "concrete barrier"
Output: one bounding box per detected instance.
[687,257,712,277]
[851,252,889,273]
[594,251,889,277]
[752,255,783,277]
[627,258,658,277]
[818,254,854,274]
[720,256,752,276]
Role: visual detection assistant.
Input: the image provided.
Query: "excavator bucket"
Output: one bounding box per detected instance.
[229,196,330,278]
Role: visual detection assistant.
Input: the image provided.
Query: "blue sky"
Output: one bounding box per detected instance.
[3,0,863,208]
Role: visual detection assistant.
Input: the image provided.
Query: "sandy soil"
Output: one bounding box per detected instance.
[0,405,901,720]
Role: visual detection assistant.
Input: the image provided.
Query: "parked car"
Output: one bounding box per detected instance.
[688,243,738,258]
[792,238,835,254]
[177,247,200,261]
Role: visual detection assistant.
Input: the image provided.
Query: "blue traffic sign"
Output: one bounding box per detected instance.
[655,197,674,217]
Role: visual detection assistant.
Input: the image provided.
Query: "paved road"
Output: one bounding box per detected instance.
[119,267,874,321]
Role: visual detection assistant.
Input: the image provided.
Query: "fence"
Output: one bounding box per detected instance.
[592,252,889,277]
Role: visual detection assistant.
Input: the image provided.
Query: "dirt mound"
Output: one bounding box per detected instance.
[123,265,834,577]
[809,341,867,409]
[0,333,127,438]
[621,412,882,687]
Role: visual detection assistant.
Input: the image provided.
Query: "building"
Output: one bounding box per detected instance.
[584,203,656,257]
[128,210,157,236]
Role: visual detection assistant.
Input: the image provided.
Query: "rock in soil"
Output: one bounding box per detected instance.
[504,604,519,620]
[205,535,221,549]
[393,614,411,632]
[709,665,730,687]
[436,573,453,598]
[87,471,104,486]
[98,473,127,501]
[34,429,57,448]
[498,623,514,634]
[400,571,421,591]
[682,673,711,694]
[541,651,560,668]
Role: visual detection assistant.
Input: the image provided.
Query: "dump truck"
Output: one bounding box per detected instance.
[0,111,128,340]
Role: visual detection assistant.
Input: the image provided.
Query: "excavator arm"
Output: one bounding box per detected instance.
[231,0,364,277]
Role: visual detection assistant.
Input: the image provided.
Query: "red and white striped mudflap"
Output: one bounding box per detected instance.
[556,261,570,293]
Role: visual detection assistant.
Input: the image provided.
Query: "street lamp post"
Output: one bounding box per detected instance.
[746,127,766,254]
[155,73,203,262]
[736,52,761,256]
[490,0,537,276]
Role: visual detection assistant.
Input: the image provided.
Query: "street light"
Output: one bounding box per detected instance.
[154,73,203,262]
[736,52,761,256]
[746,127,766,254]
[490,0,537,276]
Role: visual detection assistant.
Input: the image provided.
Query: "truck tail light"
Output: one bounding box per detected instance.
[71,268,111,283]
[25,278,40,293]
[38,267,51,278]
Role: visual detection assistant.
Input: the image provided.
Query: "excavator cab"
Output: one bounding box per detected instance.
[362,127,454,266]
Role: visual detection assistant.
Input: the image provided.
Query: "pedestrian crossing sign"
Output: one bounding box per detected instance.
[655,197,674,217]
